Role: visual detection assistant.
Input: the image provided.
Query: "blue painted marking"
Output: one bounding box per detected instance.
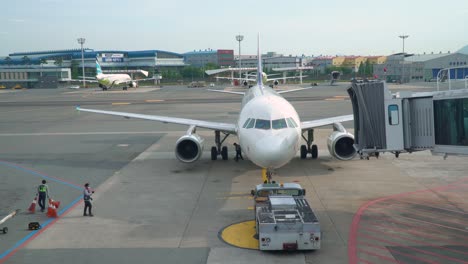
[0,196,82,260]
[0,160,81,190]
[0,161,84,260]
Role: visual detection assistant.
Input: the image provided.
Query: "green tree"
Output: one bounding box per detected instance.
[70,60,79,79]
[22,55,30,66]
[54,57,63,67]
[364,61,372,76]
[4,56,12,67]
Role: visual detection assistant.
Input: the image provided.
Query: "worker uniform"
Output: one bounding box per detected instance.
[83,186,94,217]
[37,183,49,212]
[234,143,244,161]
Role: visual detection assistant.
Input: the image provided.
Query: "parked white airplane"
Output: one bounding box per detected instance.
[77,61,154,91]
[206,68,305,87]
[77,40,355,177]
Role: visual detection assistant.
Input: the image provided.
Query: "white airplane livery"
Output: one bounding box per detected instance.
[76,39,356,176]
[78,61,153,91]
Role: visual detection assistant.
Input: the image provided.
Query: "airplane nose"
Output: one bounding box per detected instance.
[252,136,292,168]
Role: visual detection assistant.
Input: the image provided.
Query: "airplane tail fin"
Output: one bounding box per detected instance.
[256,34,263,92]
[96,60,103,75]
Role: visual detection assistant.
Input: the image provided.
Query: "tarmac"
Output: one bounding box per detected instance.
[0,82,467,264]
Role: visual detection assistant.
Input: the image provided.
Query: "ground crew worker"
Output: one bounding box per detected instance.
[233,143,244,162]
[37,180,49,212]
[83,183,94,217]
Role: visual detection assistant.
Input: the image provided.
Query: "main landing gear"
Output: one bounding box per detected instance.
[300,129,318,159]
[211,130,230,161]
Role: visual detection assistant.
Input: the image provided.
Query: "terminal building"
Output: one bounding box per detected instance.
[0,49,185,88]
[237,53,306,72]
[183,49,234,67]
[373,52,468,83]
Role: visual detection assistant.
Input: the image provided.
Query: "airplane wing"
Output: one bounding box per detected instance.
[277,87,312,94]
[300,115,353,131]
[267,76,308,82]
[76,107,238,134]
[206,89,245,95]
[206,67,257,75]
[215,76,256,82]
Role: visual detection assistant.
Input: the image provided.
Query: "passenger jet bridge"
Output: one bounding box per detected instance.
[348,81,468,158]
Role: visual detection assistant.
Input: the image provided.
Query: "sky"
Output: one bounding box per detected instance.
[1,0,467,57]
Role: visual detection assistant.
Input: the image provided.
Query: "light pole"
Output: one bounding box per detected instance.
[236,35,244,82]
[398,34,409,53]
[77,37,86,88]
[398,35,409,83]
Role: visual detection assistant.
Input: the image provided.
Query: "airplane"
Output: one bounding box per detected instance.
[76,38,355,178]
[206,67,306,87]
[76,60,154,91]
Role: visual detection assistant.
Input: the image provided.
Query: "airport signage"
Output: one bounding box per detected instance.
[101,53,124,63]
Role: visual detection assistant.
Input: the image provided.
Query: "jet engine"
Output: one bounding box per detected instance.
[273,80,279,86]
[175,134,204,163]
[327,123,356,160]
[129,81,137,88]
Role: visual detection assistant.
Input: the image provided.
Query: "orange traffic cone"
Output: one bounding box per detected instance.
[28,197,37,213]
[52,200,60,209]
[47,199,57,218]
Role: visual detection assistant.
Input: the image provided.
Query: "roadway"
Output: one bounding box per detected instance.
[0,82,466,264]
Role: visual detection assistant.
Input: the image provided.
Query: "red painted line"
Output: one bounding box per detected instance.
[366,221,468,246]
[361,226,468,256]
[398,214,468,233]
[369,217,468,241]
[0,199,82,264]
[0,160,81,188]
[348,176,468,264]
[360,242,438,264]
[357,249,401,263]
[391,199,468,215]
[359,233,467,263]
[358,259,374,264]
[374,203,468,226]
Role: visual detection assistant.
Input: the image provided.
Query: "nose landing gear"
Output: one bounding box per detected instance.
[301,129,318,159]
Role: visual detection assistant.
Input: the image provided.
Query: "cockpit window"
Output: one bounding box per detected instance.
[243,118,251,128]
[286,118,297,128]
[272,119,288,129]
[246,118,256,129]
[255,119,271,130]
[290,118,298,128]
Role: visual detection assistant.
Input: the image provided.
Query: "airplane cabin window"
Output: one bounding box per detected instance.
[246,118,256,129]
[272,119,288,129]
[255,119,271,130]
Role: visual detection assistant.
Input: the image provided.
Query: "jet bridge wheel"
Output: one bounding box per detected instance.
[211,147,217,160]
[221,146,228,160]
[1,227,8,234]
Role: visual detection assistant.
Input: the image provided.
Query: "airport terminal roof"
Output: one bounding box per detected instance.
[1,49,183,65]
[184,50,217,55]
[404,53,453,62]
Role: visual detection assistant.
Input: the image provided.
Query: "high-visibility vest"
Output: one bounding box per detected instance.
[39,185,47,193]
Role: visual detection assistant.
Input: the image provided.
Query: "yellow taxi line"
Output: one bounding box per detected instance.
[111,102,131,105]
[145,99,164,102]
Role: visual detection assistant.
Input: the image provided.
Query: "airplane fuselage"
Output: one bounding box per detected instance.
[237,84,301,169]
[96,73,132,87]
